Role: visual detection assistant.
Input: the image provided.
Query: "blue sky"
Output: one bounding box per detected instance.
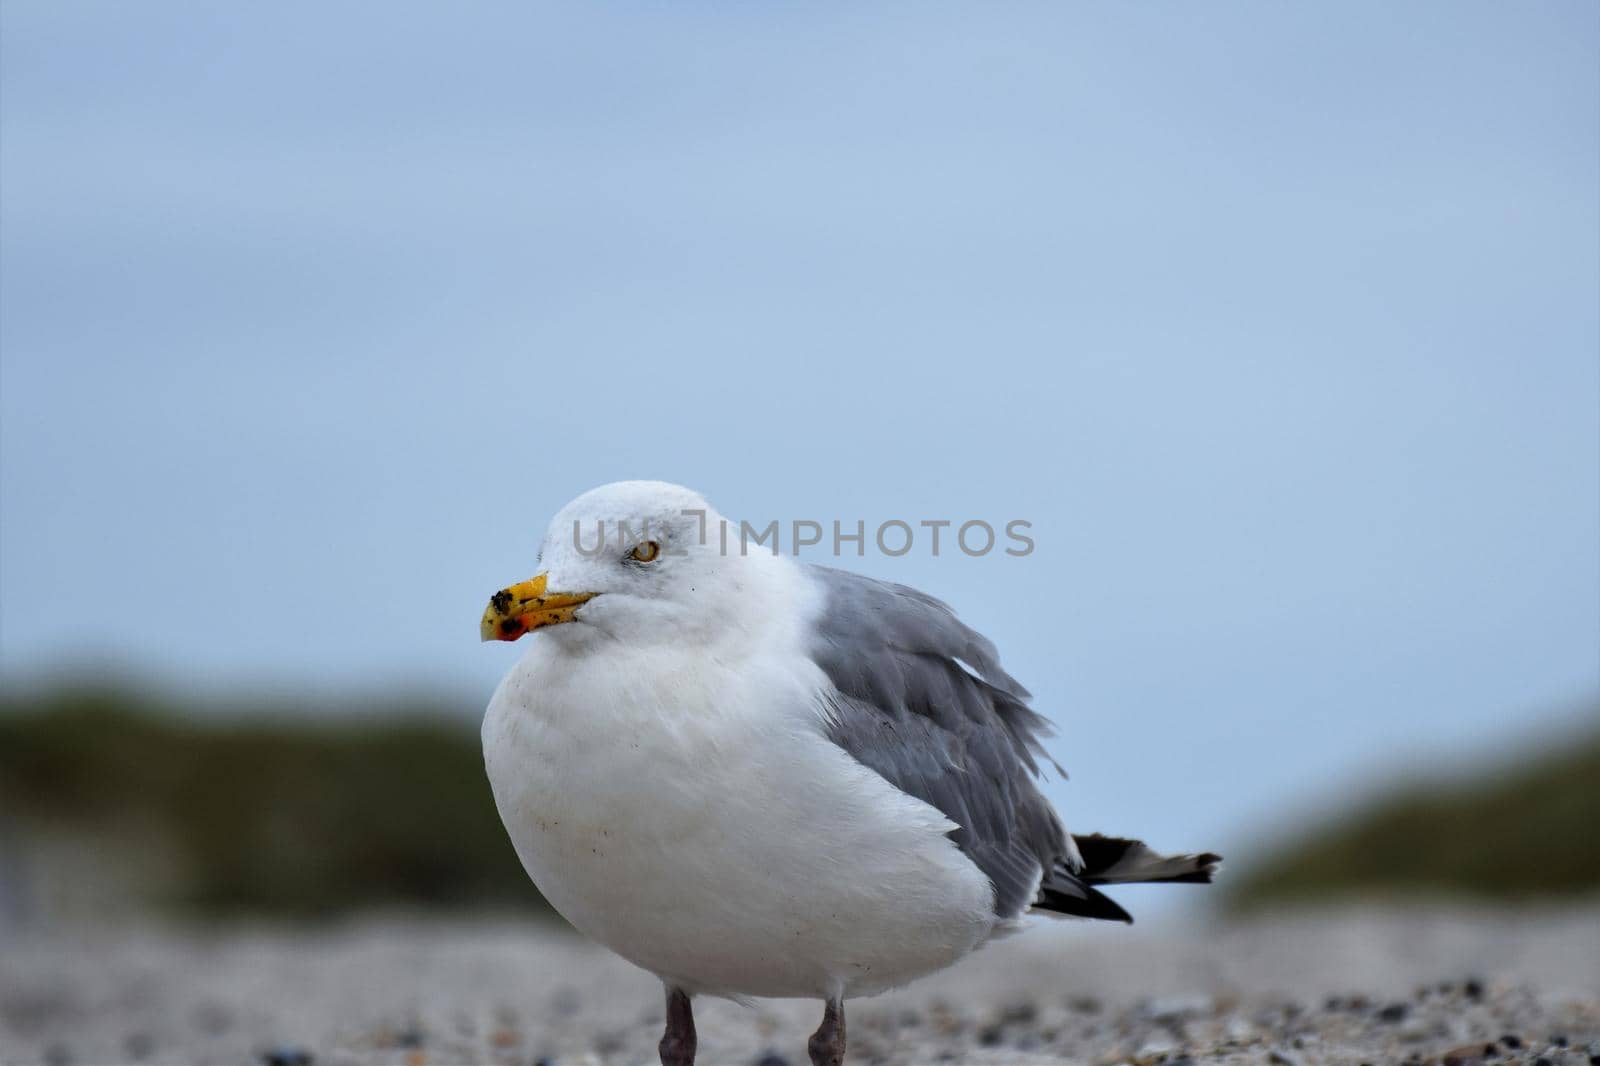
[2,2,1596,876]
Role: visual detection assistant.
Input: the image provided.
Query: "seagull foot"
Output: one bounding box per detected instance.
[807,997,846,1066]
[659,987,695,1066]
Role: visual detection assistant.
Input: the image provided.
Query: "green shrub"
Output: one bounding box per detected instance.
[0,685,552,918]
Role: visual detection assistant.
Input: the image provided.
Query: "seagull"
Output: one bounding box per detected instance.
[480,481,1219,1066]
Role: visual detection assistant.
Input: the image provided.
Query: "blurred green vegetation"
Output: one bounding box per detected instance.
[0,684,552,919]
[5,684,1594,920]
[1227,716,1600,910]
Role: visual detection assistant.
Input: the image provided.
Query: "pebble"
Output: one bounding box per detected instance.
[999,1000,1038,1025]
[1377,1002,1411,1023]
[7,919,1596,1066]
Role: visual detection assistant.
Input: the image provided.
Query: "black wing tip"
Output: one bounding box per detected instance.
[1033,882,1135,924]
[1071,834,1224,886]
[1168,852,1223,884]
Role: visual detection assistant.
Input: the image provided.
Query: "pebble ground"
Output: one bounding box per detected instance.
[2,904,1596,1065]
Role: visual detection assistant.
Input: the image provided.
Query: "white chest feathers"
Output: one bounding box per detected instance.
[481,639,998,999]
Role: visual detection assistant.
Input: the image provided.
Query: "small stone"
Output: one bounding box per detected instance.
[1376,1003,1410,1023]
[977,1024,1004,1047]
[1501,1034,1522,1049]
[1067,996,1102,1014]
[999,1001,1038,1025]
[260,1048,313,1066]
[1534,1058,1554,1066]
[1437,1046,1489,1066]
[752,1052,790,1066]
[1464,979,1485,1001]
[1268,1052,1302,1066]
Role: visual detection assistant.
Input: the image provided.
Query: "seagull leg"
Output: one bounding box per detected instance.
[658,986,696,1066]
[807,997,846,1066]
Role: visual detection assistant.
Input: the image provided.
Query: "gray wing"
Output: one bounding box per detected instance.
[803,564,1094,919]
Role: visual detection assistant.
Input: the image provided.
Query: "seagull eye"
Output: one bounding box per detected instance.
[629,540,661,563]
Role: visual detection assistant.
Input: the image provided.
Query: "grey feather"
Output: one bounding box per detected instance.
[803,564,1074,919]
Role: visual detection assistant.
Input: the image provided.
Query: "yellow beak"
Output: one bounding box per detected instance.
[480,572,598,642]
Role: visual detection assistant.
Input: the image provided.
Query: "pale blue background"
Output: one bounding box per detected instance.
[3,3,1596,882]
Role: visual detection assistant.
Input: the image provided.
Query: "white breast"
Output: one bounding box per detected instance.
[481,628,998,1000]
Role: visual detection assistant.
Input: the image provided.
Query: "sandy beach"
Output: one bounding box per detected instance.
[3,904,1597,1065]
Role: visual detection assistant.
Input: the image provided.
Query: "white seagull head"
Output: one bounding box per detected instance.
[480,480,762,650]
